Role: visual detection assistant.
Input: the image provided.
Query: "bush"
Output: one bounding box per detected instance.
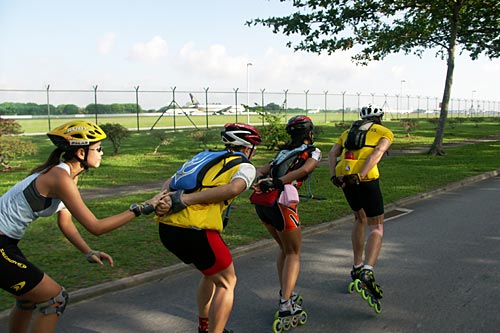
[0,118,37,171]
[99,123,130,155]
[257,109,288,150]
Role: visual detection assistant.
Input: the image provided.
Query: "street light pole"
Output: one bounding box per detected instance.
[246,62,253,124]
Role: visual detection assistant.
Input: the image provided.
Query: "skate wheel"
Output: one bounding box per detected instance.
[368,295,375,307]
[295,295,304,306]
[348,281,355,294]
[290,316,298,328]
[272,318,283,333]
[373,301,382,314]
[299,311,308,325]
[361,288,369,301]
[354,279,363,293]
[274,310,279,320]
[282,320,291,331]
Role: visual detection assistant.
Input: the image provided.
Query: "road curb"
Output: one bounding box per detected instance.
[1,169,498,321]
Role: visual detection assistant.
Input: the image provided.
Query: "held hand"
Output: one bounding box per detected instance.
[344,173,361,186]
[155,194,173,216]
[86,250,114,267]
[330,176,344,188]
[146,190,169,207]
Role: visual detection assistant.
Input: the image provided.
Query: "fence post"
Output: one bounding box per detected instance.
[204,87,209,129]
[341,91,346,123]
[93,85,98,124]
[304,90,309,116]
[260,88,265,126]
[135,86,140,132]
[233,88,239,123]
[323,91,328,123]
[46,84,51,131]
[283,89,288,120]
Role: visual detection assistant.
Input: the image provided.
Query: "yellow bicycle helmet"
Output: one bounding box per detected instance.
[47,120,107,150]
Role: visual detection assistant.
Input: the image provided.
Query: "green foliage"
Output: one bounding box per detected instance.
[399,119,419,137]
[257,109,288,150]
[0,119,37,170]
[247,1,500,63]
[99,123,131,155]
[247,0,500,155]
[189,129,219,149]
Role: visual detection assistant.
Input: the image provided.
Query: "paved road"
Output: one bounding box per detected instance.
[2,175,499,332]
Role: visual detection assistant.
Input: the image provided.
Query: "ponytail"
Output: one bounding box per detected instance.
[30,148,64,175]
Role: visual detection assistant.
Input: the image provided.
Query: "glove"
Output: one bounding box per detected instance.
[344,174,361,186]
[330,176,343,187]
[170,190,189,213]
[259,179,274,193]
[86,250,102,264]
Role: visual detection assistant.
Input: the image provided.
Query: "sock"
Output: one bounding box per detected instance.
[198,317,209,332]
[354,263,363,269]
[363,264,374,271]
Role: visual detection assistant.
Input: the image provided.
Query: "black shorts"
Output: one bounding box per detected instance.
[0,235,44,296]
[342,179,384,217]
[158,223,232,276]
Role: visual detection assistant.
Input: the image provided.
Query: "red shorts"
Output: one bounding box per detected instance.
[158,223,232,276]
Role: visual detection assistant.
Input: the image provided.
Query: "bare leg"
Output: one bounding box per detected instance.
[197,276,216,319]
[351,209,367,266]
[205,264,237,333]
[265,224,285,291]
[276,227,302,300]
[364,215,384,267]
[10,274,62,333]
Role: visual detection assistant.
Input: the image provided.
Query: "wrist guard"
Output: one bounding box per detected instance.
[330,176,343,187]
[272,178,284,191]
[171,190,188,213]
[86,250,101,263]
[259,179,274,193]
[140,203,155,215]
[344,174,361,185]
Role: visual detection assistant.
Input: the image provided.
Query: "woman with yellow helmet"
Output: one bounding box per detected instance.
[0,120,166,333]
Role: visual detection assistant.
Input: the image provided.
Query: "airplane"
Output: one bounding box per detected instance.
[307,107,321,114]
[186,93,236,115]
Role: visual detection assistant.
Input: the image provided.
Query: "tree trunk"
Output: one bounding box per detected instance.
[429,2,461,155]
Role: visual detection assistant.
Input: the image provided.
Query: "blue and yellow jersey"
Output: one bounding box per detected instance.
[155,155,253,232]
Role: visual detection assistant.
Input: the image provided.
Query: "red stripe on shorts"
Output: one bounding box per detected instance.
[201,230,233,276]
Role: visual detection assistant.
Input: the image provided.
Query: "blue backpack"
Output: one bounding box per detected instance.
[170,150,249,193]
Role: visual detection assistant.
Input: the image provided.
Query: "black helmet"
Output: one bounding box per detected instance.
[286,115,313,135]
[221,123,262,147]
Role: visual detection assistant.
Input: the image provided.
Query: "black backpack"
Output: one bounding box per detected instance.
[344,120,375,150]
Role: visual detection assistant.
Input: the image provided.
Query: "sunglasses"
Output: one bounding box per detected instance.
[89,146,103,153]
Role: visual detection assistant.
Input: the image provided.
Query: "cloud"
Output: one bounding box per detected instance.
[97,32,116,55]
[178,42,246,79]
[128,36,168,62]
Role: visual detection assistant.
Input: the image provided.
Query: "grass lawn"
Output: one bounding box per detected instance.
[0,117,499,310]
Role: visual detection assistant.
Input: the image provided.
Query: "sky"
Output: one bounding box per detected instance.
[0,0,498,110]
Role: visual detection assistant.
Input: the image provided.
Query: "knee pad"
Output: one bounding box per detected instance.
[37,287,69,316]
[369,224,384,238]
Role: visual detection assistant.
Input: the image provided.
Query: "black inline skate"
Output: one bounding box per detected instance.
[272,298,307,333]
[349,268,383,314]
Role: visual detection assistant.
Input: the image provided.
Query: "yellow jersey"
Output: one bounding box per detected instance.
[335,123,394,181]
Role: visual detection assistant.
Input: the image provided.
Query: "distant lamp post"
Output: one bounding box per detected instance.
[246,62,253,124]
[471,90,477,111]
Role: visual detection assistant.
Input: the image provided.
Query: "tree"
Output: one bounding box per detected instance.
[248,0,500,155]
[99,123,130,155]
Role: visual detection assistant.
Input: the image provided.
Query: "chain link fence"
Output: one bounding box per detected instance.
[1,87,499,133]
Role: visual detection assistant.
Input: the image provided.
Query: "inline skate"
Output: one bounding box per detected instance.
[272,298,307,333]
[348,268,383,314]
[274,290,303,319]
